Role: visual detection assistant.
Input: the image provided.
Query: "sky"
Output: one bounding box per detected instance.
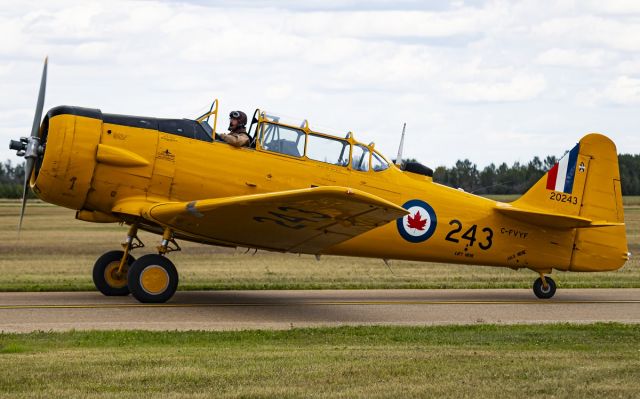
[1,0,639,168]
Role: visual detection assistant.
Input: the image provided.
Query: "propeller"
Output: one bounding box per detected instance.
[9,57,47,236]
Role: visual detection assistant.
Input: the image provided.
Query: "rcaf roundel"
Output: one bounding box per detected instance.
[396,199,437,243]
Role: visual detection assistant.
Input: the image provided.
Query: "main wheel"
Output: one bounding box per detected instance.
[127,254,179,303]
[533,276,556,299]
[93,250,136,296]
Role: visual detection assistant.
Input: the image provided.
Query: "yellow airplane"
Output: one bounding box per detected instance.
[10,59,629,303]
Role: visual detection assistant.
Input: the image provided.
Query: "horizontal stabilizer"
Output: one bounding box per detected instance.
[495,203,623,229]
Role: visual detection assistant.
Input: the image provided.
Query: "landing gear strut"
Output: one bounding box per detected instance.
[532,273,556,299]
[92,224,143,296]
[127,228,180,303]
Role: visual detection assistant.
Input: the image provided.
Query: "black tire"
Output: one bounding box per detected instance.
[127,254,179,303]
[92,250,136,296]
[533,276,556,299]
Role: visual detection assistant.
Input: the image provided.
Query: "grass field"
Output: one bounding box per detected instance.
[0,197,638,291]
[0,324,638,398]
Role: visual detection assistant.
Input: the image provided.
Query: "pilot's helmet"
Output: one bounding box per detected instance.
[229,110,248,127]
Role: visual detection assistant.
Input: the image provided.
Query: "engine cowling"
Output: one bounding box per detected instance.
[32,106,102,210]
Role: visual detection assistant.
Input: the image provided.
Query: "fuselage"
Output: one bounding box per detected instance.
[31,106,623,274]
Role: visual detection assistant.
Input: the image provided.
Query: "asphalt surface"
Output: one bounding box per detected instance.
[1,289,639,332]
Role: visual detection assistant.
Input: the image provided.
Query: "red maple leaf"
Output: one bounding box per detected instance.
[407,211,427,231]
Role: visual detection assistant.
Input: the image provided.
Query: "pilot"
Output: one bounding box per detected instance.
[217,110,250,147]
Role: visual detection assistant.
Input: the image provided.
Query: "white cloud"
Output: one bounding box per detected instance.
[288,8,501,39]
[442,73,546,102]
[583,0,640,15]
[0,0,638,167]
[533,15,640,52]
[535,48,610,68]
[615,58,640,74]
[603,76,640,105]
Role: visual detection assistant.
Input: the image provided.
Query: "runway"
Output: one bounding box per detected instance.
[1,289,639,332]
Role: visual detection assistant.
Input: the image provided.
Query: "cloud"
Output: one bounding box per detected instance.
[287,8,500,40]
[442,73,546,102]
[603,76,640,105]
[533,15,640,52]
[0,0,638,166]
[535,48,610,68]
[583,0,640,15]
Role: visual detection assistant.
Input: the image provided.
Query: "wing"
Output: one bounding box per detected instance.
[141,186,408,253]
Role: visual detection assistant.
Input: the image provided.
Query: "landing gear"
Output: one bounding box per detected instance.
[127,227,180,303]
[92,225,181,303]
[533,274,557,299]
[92,223,143,297]
[128,254,179,303]
[92,250,136,296]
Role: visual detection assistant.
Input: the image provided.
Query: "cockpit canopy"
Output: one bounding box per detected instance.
[250,110,390,172]
[195,101,391,172]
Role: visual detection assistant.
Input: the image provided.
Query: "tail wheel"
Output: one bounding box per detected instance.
[127,254,179,303]
[93,250,136,296]
[533,276,557,299]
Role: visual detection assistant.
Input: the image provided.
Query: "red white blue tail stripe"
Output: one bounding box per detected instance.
[546,143,580,193]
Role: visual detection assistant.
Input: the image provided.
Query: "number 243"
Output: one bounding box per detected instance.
[445,220,493,250]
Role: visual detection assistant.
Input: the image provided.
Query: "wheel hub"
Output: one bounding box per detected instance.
[139,265,169,294]
[104,261,128,289]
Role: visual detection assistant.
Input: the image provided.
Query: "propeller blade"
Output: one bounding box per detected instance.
[18,57,48,237]
[30,57,48,138]
[18,157,35,235]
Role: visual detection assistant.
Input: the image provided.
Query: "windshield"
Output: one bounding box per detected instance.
[195,99,218,138]
[372,151,389,171]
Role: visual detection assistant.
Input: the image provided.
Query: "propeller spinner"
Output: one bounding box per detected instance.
[8,57,48,235]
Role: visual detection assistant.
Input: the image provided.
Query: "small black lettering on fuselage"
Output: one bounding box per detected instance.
[507,249,527,261]
[500,228,528,239]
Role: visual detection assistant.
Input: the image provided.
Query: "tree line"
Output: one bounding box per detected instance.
[431,154,640,195]
[1,154,639,198]
[0,160,27,198]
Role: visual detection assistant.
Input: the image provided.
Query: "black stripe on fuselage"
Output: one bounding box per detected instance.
[48,105,102,120]
[46,105,213,142]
